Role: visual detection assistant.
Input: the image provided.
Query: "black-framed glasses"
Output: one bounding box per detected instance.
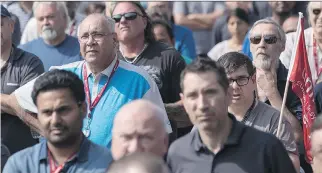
[312,9,321,15]
[79,32,113,43]
[228,76,251,87]
[112,12,143,23]
[250,35,279,45]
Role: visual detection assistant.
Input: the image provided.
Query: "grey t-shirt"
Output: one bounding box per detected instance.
[173,1,225,55]
[244,101,297,154]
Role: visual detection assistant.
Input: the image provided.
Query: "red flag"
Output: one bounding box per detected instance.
[288,13,317,163]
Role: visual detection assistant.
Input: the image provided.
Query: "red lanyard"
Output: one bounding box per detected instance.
[48,149,76,173]
[313,38,322,78]
[69,21,76,35]
[82,60,119,119]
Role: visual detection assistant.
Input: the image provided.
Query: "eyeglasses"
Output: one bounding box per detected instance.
[312,9,321,15]
[112,12,143,23]
[250,35,279,45]
[228,76,251,87]
[79,32,112,43]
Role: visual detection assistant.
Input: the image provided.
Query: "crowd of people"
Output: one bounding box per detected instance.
[0,1,322,173]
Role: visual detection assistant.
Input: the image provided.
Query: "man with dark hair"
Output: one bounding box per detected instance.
[110,2,188,138]
[0,5,44,155]
[146,1,197,62]
[311,114,322,173]
[151,20,174,46]
[167,58,296,173]
[217,52,300,172]
[107,152,170,173]
[3,69,113,173]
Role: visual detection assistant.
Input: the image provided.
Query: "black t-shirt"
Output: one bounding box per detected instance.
[1,45,44,154]
[117,41,186,104]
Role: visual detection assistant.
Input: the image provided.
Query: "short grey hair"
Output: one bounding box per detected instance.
[249,18,286,47]
[33,1,70,24]
[76,14,115,37]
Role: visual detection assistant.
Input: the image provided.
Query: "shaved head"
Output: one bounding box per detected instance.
[282,15,298,34]
[77,13,115,37]
[107,152,170,173]
[111,99,168,160]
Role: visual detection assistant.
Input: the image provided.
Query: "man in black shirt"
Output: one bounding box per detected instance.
[167,58,296,173]
[0,5,44,154]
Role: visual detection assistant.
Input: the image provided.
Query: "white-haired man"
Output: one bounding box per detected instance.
[249,18,303,172]
[19,1,82,71]
[1,13,172,150]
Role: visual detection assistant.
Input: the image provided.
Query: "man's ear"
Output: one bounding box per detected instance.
[80,102,87,119]
[251,73,256,83]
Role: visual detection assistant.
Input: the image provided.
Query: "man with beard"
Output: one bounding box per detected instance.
[242,1,298,60]
[249,18,308,172]
[0,5,44,155]
[19,2,82,71]
[3,70,113,173]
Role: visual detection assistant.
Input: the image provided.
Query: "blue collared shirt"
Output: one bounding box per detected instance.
[3,137,113,173]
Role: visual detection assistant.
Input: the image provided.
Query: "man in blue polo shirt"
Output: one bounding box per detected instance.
[3,70,113,173]
[19,2,82,71]
[2,13,172,149]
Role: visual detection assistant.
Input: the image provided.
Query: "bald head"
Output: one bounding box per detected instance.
[282,15,298,34]
[77,13,115,37]
[107,152,170,173]
[111,99,168,160]
[114,99,166,130]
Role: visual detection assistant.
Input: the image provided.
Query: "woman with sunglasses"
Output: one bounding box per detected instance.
[208,8,249,61]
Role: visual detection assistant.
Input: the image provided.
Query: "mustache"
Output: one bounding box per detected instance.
[42,26,54,31]
[49,123,67,131]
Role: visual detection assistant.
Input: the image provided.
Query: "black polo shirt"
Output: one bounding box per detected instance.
[1,44,44,154]
[267,61,303,123]
[166,114,296,173]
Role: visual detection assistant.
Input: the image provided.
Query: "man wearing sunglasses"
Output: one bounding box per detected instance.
[249,18,308,172]
[109,2,189,138]
[217,52,300,172]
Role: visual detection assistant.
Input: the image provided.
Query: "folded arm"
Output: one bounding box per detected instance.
[1,93,42,135]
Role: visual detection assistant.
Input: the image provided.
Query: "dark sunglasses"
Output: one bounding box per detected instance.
[112,12,143,23]
[250,35,279,45]
[312,9,321,15]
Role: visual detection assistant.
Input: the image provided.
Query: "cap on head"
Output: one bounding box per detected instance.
[1,5,11,18]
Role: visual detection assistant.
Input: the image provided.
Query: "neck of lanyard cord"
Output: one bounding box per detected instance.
[241,97,257,123]
[82,60,119,119]
[313,37,322,78]
[48,149,76,173]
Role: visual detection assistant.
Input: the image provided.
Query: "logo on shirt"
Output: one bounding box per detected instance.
[139,65,163,89]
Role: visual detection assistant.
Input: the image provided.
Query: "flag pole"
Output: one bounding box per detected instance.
[276,81,290,138]
[276,12,303,138]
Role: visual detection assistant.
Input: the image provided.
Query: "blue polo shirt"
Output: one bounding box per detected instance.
[3,137,113,173]
[19,35,82,71]
[14,58,172,148]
